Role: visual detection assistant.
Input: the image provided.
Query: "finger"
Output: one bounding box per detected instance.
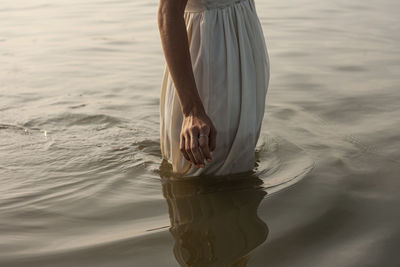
[191,140,204,167]
[190,130,204,167]
[209,125,217,152]
[179,134,190,161]
[199,125,211,161]
[185,133,196,165]
[199,135,211,162]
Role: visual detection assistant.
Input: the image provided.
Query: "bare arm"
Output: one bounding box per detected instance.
[158,0,217,168]
[158,0,202,116]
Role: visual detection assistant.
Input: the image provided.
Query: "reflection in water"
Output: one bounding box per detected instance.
[161,172,269,267]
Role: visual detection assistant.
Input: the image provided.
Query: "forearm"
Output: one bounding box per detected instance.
[158,1,205,116]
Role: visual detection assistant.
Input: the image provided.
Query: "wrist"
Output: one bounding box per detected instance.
[182,102,205,117]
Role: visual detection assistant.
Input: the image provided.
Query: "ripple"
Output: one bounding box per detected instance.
[23,112,125,128]
[334,65,368,72]
[157,132,314,196]
[255,134,315,195]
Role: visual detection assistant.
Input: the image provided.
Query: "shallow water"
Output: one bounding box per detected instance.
[1,0,400,266]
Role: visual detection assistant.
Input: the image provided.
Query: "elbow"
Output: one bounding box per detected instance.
[157,5,167,32]
[158,2,185,32]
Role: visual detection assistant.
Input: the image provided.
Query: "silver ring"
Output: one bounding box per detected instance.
[199,134,208,138]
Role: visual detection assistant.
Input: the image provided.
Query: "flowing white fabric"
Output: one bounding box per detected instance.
[160,0,270,177]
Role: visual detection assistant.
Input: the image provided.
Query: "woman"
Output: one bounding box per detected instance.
[158,0,270,177]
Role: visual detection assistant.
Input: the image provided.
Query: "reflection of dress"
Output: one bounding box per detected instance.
[160,0,270,177]
[161,175,268,267]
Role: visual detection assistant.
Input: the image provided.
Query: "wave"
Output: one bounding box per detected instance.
[22,112,125,129]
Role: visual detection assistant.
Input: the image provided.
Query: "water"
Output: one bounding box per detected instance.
[1,0,400,266]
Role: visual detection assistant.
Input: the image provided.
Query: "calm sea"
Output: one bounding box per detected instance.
[1,0,400,266]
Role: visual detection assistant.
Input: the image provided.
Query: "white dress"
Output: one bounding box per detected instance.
[160,0,270,177]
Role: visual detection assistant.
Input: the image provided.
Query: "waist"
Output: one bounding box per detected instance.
[185,0,249,13]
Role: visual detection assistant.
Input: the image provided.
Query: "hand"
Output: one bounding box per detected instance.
[180,109,217,168]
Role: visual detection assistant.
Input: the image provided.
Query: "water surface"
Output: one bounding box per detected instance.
[1,0,400,266]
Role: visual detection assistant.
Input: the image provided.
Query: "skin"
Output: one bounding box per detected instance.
[158,0,217,168]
